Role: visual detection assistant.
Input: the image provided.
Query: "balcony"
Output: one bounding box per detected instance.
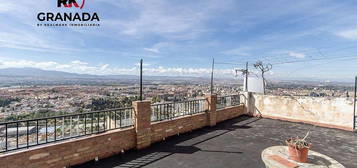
[0,108,134,153]
[0,94,356,168]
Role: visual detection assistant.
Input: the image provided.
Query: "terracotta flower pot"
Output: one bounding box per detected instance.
[286,138,311,163]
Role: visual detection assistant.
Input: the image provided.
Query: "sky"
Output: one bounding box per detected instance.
[1,0,357,82]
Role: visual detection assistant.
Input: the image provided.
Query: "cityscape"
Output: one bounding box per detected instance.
[0,69,354,122]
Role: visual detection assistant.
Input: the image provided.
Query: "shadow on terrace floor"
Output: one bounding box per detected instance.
[74,116,259,168]
[75,115,357,168]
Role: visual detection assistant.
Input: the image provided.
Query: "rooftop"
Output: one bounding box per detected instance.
[75,116,357,168]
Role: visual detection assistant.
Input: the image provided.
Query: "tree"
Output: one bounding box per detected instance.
[253,61,272,94]
[151,95,161,103]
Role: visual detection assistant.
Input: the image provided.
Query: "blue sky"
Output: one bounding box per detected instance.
[1,0,357,81]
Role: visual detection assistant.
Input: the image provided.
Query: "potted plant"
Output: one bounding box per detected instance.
[285,131,311,163]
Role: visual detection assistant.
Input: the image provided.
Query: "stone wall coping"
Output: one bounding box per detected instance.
[151,112,207,125]
[216,104,244,111]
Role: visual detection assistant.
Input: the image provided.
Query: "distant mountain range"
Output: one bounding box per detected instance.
[0,67,215,81]
[0,68,353,86]
[0,67,95,78]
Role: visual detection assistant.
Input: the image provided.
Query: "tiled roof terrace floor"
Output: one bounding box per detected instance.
[75,115,357,168]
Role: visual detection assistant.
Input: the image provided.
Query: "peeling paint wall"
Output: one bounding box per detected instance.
[252,94,354,130]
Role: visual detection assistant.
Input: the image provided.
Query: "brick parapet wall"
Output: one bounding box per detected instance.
[0,103,245,168]
[0,128,136,168]
[216,105,246,123]
[151,113,207,143]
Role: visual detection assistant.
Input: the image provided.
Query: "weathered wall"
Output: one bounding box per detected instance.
[252,94,354,131]
[0,128,136,168]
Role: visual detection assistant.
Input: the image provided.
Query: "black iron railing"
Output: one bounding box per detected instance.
[0,107,133,153]
[151,99,206,122]
[216,95,241,109]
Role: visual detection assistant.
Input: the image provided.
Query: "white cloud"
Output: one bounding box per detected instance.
[71,60,88,65]
[288,51,306,58]
[0,60,59,69]
[144,48,160,53]
[134,62,151,67]
[222,47,252,56]
[336,29,357,40]
[100,64,109,70]
[0,58,236,77]
[143,42,173,54]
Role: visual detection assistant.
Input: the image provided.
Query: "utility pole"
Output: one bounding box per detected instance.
[139,59,143,101]
[353,76,357,129]
[245,62,248,92]
[210,58,215,95]
[235,62,249,92]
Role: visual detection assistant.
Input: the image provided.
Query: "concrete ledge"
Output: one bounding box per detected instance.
[259,114,354,131]
[151,112,207,125]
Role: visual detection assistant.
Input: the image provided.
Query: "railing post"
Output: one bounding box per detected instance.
[205,94,217,126]
[106,111,115,130]
[132,100,152,149]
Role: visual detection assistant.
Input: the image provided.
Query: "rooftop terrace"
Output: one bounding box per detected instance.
[1,94,356,168]
[75,115,357,168]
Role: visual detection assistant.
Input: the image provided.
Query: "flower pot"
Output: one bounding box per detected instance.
[286,138,311,163]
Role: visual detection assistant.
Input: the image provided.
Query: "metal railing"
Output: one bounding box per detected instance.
[216,95,241,109]
[151,99,206,122]
[0,107,133,153]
